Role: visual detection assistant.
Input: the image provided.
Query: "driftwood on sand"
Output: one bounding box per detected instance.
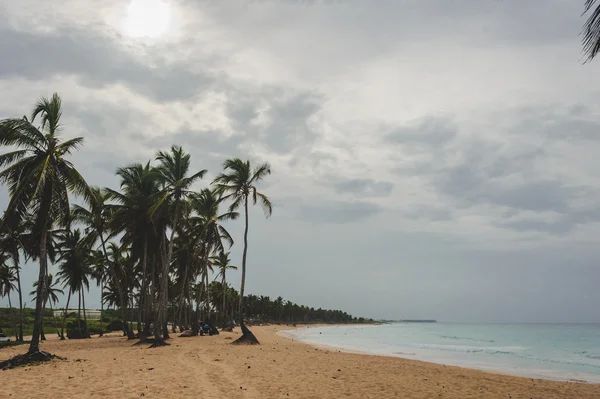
[232,322,260,345]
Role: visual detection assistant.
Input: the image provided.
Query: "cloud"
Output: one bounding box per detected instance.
[297,199,383,224]
[2,0,600,323]
[332,178,393,198]
[0,25,217,102]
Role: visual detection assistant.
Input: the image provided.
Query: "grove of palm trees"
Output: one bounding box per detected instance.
[0,94,367,368]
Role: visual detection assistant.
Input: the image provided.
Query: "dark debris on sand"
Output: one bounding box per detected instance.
[0,351,66,370]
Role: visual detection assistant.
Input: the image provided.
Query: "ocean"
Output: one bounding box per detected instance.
[281,323,600,382]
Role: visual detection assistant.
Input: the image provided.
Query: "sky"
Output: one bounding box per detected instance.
[0,0,599,323]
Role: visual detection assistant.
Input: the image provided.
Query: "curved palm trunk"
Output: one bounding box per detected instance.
[61,291,72,340]
[232,197,259,345]
[28,228,48,354]
[82,288,89,338]
[238,197,249,316]
[12,253,24,342]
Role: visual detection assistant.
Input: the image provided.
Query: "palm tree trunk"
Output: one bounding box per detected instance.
[41,298,47,341]
[157,203,180,342]
[28,227,48,354]
[82,288,89,338]
[239,197,249,317]
[177,262,189,331]
[12,253,24,342]
[99,280,104,337]
[78,289,82,336]
[205,261,210,323]
[8,294,17,341]
[98,234,130,338]
[221,274,226,327]
[49,301,60,338]
[61,290,72,340]
[138,237,148,338]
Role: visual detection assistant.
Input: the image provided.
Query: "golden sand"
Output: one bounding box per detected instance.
[1,325,599,398]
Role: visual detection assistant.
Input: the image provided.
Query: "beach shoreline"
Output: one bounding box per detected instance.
[1,325,599,398]
[277,323,600,384]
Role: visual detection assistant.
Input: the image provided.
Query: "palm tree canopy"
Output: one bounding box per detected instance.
[0,93,92,231]
[211,251,238,279]
[0,257,16,297]
[30,274,63,305]
[212,158,272,216]
[56,228,92,294]
[583,0,600,61]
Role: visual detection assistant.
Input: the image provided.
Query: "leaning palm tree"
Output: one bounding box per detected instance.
[583,0,600,62]
[211,251,238,326]
[0,93,92,358]
[212,158,272,344]
[152,145,206,344]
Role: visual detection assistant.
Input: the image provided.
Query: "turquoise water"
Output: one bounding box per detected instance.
[282,323,600,382]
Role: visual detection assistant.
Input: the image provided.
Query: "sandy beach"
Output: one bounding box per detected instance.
[0,325,598,398]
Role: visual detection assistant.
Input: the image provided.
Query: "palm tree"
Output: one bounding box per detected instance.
[90,250,108,336]
[0,219,25,341]
[583,0,600,62]
[212,159,272,326]
[212,251,238,326]
[56,228,92,339]
[30,274,64,339]
[71,186,114,337]
[189,189,238,324]
[0,93,91,354]
[107,162,160,339]
[0,259,18,339]
[152,145,206,344]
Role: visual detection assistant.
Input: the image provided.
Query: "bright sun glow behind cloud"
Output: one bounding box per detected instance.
[123,0,171,38]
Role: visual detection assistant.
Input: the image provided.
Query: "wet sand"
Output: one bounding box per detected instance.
[1,325,599,398]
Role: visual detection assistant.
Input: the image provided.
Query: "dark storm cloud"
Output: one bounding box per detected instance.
[0,25,217,102]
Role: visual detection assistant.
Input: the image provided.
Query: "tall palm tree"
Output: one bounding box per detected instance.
[583,0,600,62]
[153,145,206,343]
[0,259,18,339]
[212,159,272,325]
[31,274,64,339]
[0,93,91,354]
[212,251,238,326]
[107,162,160,339]
[189,189,238,323]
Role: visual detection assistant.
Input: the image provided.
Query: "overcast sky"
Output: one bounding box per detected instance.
[0,0,599,323]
